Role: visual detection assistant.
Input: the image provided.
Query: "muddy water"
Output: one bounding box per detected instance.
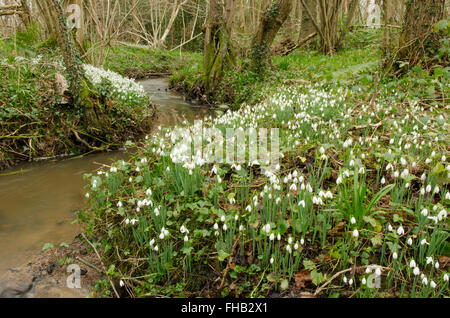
[0,78,211,277]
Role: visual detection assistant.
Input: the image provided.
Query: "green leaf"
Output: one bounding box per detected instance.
[371,235,383,246]
[266,273,276,282]
[311,270,325,286]
[280,279,289,290]
[42,243,54,251]
[218,250,230,262]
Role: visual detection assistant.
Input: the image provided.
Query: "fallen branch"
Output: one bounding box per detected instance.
[349,120,384,131]
[76,256,103,273]
[71,128,105,151]
[218,235,240,290]
[80,233,120,298]
[313,265,389,297]
[281,32,318,56]
[368,71,381,121]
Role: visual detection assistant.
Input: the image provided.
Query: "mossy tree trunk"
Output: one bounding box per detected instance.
[49,0,105,132]
[385,0,445,74]
[203,0,236,94]
[249,0,293,73]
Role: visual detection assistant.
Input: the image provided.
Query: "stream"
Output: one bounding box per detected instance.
[0,78,212,296]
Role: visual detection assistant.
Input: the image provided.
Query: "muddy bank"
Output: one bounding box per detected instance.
[0,237,103,298]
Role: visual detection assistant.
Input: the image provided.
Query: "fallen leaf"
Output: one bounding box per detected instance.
[439,256,450,268]
[294,270,312,290]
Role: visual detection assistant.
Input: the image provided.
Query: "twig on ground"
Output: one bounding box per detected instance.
[81,233,121,298]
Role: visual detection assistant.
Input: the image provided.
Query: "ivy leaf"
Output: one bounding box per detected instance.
[218,250,230,262]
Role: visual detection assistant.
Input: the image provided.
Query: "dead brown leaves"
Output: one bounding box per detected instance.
[294,270,312,290]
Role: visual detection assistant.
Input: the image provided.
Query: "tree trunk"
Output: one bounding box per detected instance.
[337,0,359,47]
[385,0,445,73]
[203,0,236,94]
[302,0,345,55]
[49,0,106,132]
[249,0,293,73]
[299,0,316,44]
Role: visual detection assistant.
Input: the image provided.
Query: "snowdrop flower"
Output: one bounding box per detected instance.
[286,245,292,254]
[220,215,226,222]
[85,192,90,198]
[336,176,342,185]
[348,278,353,286]
[117,201,123,208]
[184,235,189,242]
[400,169,409,179]
[430,281,437,289]
[410,260,416,268]
[393,252,398,260]
[352,229,359,238]
[214,223,219,230]
[444,274,449,282]
[407,237,413,245]
[294,243,299,250]
[446,192,450,200]
[413,267,420,276]
[125,218,130,225]
[350,217,356,225]
[420,239,429,246]
[388,224,393,232]
[270,257,274,264]
[120,280,124,287]
[435,262,440,269]
[375,267,382,277]
[154,245,159,252]
[263,223,271,233]
[421,208,428,216]
[397,226,405,236]
[300,238,305,245]
[362,278,367,285]
[422,277,428,285]
[298,200,305,208]
[380,177,386,185]
[433,186,440,194]
[426,184,432,193]
[343,277,348,284]
[269,233,275,241]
